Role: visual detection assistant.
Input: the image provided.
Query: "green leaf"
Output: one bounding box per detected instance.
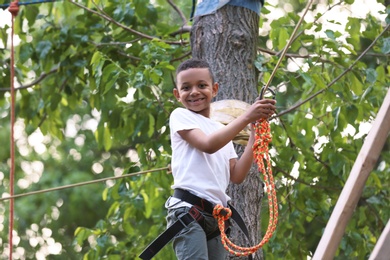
[24,6,39,26]
[19,43,33,64]
[328,153,346,176]
[325,30,336,40]
[350,74,364,95]
[106,201,120,218]
[147,113,155,138]
[50,93,62,111]
[365,68,377,84]
[102,188,109,201]
[312,74,327,89]
[102,63,120,94]
[381,37,390,54]
[36,40,52,60]
[346,105,358,124]
[74,227,93,246]
[366,196,381,204]
[376,65,385,82]
[278,27,289,50]
[333,106,341,131]
[103,125,112,151]
[141,190,152,218]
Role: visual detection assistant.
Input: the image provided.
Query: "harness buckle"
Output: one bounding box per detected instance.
[189,206,203,222]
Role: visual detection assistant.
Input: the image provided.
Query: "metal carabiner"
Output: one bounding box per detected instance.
[259,86,276,100]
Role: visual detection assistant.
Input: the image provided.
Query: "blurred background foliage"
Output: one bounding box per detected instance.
[0,0,389,259]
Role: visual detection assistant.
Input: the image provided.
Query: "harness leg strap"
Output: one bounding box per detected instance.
[138,207,202,260]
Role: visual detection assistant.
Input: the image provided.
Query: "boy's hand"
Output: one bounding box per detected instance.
[246,99,276,122]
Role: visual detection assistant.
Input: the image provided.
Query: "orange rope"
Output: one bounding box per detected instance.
[213,119,278,257]
[8,1,19,259]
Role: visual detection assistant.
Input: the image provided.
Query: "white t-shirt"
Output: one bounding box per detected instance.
[169,107,238,206]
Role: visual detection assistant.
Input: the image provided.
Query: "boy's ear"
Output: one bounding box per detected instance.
[212,82,219,97]
[173,88,180,101]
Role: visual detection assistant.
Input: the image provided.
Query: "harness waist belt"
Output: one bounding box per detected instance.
[173,188,215,213]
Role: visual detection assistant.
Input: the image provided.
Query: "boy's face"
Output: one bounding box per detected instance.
[174,68,218,118]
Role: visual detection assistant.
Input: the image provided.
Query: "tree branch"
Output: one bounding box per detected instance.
[166,0,187,26]
[68,0,187,45]
[169,25,192,37]
[165,0,193,37]
[259,46,339,66]
[93,39,141,47]
[274,1,344,57]
[276,22,390,118]
[274,166,340,191]
[116,50,142,61]
[0,67,59,92]
[170,51,191,62]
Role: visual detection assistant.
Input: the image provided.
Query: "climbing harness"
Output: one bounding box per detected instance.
[139,188,253,260]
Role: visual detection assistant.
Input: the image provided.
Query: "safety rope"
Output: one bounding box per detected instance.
[213,119,278,256]
[8,1,19,259]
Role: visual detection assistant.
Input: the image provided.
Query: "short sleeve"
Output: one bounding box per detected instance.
[169,108,200,134]
[227,141,238,159]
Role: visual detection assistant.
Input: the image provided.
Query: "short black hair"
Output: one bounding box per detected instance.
[175,58,215,85]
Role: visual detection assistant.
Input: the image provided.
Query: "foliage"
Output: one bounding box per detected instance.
[0,0,389,259]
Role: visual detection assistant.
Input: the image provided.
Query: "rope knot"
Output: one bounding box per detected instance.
[213,204,232,221]
[252,119,272,160]
[8,1,19,17]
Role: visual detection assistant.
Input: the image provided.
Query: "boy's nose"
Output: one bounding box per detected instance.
[190,87,200,95]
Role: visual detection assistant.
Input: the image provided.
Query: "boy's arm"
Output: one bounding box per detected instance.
[229,126,255,184]
[178,99,275,154]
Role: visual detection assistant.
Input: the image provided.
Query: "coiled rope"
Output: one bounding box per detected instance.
[213,119,277,257]
[212,0,315,256]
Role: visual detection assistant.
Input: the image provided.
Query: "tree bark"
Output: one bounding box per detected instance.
[191,4,264,260]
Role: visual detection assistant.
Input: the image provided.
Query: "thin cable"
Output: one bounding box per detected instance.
[0,0,59,9]
[8,1,19,259]
[261,0,314,97]
[0,167,169,202]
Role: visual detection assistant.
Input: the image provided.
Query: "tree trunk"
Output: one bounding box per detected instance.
[191,4,264,260]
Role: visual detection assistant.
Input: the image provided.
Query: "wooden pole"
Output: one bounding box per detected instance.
[369,219,390,260]
[313,88,390,259]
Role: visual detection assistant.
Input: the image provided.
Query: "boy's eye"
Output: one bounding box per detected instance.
[199,84,206,88]
[181,86,190,91]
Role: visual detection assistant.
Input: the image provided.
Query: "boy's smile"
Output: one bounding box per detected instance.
[174,68,219,118]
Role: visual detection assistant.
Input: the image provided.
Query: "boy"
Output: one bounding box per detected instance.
[165,58,276,259]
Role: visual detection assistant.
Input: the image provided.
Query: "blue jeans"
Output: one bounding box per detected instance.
[166,206,227,260]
